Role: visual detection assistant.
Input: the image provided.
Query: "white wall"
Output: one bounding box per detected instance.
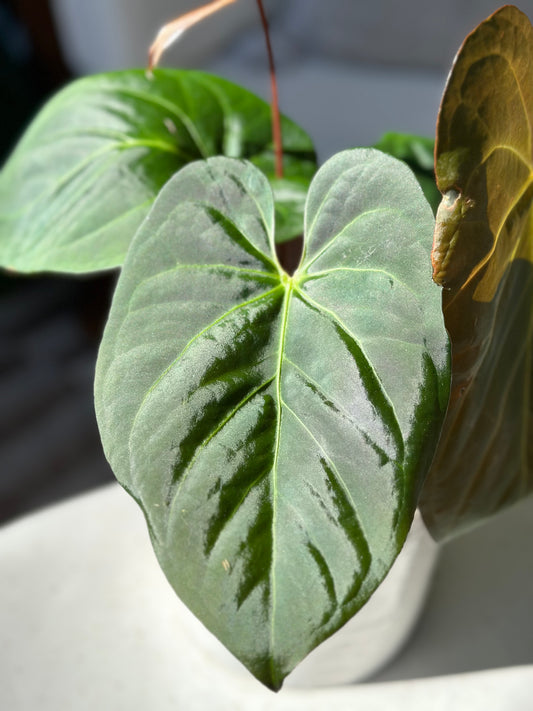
[51,1,533,75]
[276,1,533,69]
[50,0,281,74]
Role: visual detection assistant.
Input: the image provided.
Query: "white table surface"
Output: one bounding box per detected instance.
[1,482,532,710]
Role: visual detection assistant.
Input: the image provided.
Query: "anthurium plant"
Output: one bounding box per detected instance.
[1,1,531,691]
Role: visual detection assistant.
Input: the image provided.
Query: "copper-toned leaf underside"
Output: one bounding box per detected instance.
[420,5,533,539]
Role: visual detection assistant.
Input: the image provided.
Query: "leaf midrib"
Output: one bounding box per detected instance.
[268,276,293,686]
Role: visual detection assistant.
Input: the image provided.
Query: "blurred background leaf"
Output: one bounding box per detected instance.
[0,69,316,273]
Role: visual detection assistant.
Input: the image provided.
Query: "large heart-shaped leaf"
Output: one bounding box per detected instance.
[0,69,315,274]
[419,5,533,539]
[94,150,449,689]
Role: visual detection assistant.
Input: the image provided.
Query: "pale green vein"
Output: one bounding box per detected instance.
[269,278,293,686]
[167,375,276,535]
[35,125,184,157]
[275,496,339,623]
[495,175,533,245]
[280,399,371,562]
[293,286,404,454]
[507,50,532,144]
[108,85,211,158]
[26,155,142,255]
[125,284,284,444]
[303,170,353,255]
[127,263,279,295]
[299,266,419,300]
[29,198,154,263]
[118,138,183,155]
[201,202,278,273]
[31,169,150,262]
[1,143,118,220]
[481,143,532,170]
[283,356,396,465]
[302,207,398,274]
[226,172,280,272]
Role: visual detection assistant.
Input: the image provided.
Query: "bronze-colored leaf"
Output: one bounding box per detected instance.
[420,5,533,539]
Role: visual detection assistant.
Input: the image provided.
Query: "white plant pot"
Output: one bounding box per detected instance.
[176,509,439,687]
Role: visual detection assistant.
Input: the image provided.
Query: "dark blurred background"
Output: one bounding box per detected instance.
[2,0,532,524]
[0,0,115,524]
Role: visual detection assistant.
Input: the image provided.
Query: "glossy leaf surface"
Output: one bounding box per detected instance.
[0,69,315,274]
[420,6,533,539]
[95,151,449,689]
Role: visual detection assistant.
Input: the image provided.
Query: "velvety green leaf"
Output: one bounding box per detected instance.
[0,69,315,274]
[94,150,449,689]
[419,5,533,539]
[373,132,440,213]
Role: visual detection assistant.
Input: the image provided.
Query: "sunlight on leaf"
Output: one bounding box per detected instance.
[95,151,449,689]
[420,5,533,539]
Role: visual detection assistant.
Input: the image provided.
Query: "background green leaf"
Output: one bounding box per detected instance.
[420,5,533,539]
[95,150,449,690]
[0,69,315,274]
